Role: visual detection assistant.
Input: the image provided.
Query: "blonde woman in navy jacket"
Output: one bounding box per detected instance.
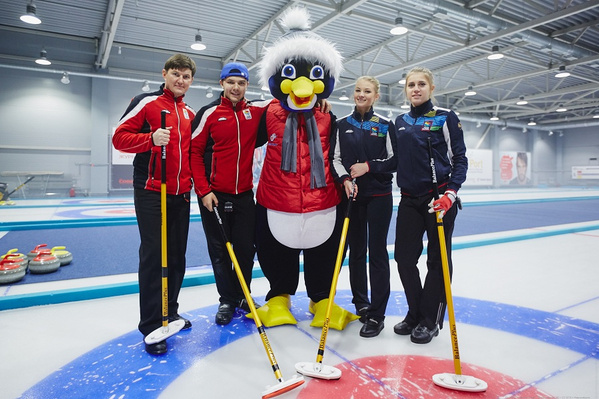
[391,66,468,344]
[332,76,396,338]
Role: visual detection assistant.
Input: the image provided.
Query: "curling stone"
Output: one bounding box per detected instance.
[0,254,27,284]
[28,250,61,274]
[1,248,28,269]
[51,246,72,266]
[27,244,48,261]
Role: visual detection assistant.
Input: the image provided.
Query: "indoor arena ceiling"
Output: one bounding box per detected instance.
[1,0,599,130]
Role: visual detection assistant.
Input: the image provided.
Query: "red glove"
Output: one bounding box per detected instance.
[428,190,457,218]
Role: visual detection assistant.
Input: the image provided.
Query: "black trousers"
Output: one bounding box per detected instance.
[347,193,392,320]
[199,190,256,306]
[394,193,457,330]
[134,188,190,337]
[255,203,344,303]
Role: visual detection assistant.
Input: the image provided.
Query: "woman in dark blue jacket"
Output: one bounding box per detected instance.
[332,76,396,338]
[391,66,468,344]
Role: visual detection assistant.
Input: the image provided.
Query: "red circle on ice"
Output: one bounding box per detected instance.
[297,355,552,398]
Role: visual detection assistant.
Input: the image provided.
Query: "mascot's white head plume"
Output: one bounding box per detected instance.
[258,7,344,88]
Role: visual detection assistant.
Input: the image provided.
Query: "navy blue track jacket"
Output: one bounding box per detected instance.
[331,107,396,197]
[392,99,468,196]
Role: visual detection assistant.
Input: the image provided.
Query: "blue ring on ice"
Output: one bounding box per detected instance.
[19,290,599,398]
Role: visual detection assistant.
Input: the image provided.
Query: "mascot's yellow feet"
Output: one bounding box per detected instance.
[309,298,359,330]
[246,295,297,327]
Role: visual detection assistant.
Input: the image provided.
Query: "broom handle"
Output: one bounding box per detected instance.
[315,179,355,369]
[428,137,462,376]
[213,207,285,383]
[160,110,169,329]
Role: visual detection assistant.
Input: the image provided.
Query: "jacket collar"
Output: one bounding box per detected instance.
[410,99,433,117]
[160,84,184,103]
[220,93,247,109]
[352,106,374,122]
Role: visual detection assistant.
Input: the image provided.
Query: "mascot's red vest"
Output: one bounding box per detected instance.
[256,99,339,214]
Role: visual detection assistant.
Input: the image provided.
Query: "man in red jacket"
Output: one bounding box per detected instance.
[113,54,196,355]
[190,63,271,325]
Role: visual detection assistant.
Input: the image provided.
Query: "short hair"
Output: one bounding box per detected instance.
[164,54,196,77]
[517,151,528,165]
[355,76,380,95]
[404,66,436,104]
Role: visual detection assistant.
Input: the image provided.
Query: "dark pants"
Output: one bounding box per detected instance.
[134,188,190,337]
[255,203,344,303]
[394,193,457,330]
[199,190,256,306]
[348,193,392,320]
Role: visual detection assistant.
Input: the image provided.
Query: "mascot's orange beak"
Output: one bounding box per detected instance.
[281,76,325,111]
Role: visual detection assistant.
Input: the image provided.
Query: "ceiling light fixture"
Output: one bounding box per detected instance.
[548,130,554,136]
[20,1,41,25]
[555,65,570,78]
[339,91,349,101]
[464,86,476,96]
[205,87,213,98]
[490,115,499,121]
[556,104,567,112]
[476,121,482,128]
[60,72,70,85]
[35,49,51,65]
[400,101,410,109]
[522,127,527,133]
[593,111,599,119]
[527,119,536,126]
[191,30,206,51]
[398,73,406,85]
[487,45,504,60]
[141,80,150,92]
[516,96,528,105]
[390,16,408,35]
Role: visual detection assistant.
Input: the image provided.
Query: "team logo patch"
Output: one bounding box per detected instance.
[421,120,432,131]
[182,109,190,119]
[243,109,252,120]
[370,126,379,136]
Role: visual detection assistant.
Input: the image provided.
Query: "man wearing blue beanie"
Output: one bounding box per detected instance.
[190,62,268,325]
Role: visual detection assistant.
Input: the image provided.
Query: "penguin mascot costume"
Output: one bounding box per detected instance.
[252,6,358,330]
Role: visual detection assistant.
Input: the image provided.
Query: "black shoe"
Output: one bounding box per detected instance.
[356,306,369,324]
[410,324,439,344]
[238,298,260,313]
[359,318,384,338]
[169,314,192,330]
[393,320,416,336]
[215,303,235,325]
[145,340,167,355]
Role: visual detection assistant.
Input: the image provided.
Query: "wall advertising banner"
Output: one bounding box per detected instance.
[110,129,135,190]
[499,151,532,186]
[571,166,599,180]
[463,148,493,186]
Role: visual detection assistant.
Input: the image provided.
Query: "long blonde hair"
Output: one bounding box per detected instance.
[404,66,436,104]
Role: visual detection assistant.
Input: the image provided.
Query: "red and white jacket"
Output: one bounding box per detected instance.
[113,85,195,195]
[190,95,270,197]
[256,100,341,213]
